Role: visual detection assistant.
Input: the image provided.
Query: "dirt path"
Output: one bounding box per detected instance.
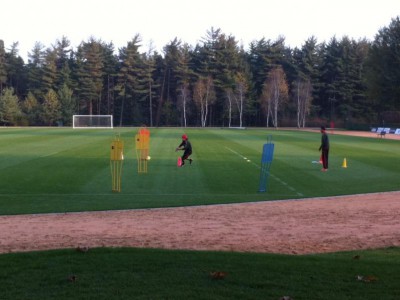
[1,192,400,255]
[0,130,399,255]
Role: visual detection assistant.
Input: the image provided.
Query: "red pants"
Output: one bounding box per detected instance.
[321,149,329,169]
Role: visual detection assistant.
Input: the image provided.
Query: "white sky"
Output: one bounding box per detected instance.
[1,0,400,62]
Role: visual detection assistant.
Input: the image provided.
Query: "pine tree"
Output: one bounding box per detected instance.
[140,45,158,127]
[116,35,142,126]
[75,38,104,114]
[366,17,400,116]
[5,43,27,97]
[42,48,58,92]
[101,42,118,116]
[27,42,46,98]
[0,40,7,91]
[175,43,193,127]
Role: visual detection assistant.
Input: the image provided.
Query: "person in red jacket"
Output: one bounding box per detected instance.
[319,126,330,171]
[175,134,193,166]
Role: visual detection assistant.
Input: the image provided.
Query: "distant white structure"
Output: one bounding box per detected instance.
[72,115,113,129]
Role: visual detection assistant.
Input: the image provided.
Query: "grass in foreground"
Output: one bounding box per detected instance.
[0,247,399,300]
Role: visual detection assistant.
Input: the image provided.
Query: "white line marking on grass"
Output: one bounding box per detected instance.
[40,152,59,157]
[226,147,260,169]
[225,146,303,197]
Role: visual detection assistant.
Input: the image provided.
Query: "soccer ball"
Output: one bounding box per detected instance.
[147,156,151,160]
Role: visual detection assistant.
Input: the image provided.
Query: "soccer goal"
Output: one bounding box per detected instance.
[72,115,113,129]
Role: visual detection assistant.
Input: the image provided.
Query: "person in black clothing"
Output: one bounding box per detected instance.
[319,126,330,171]
[176,134,193,166]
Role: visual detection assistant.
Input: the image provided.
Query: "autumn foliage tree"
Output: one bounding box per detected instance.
[261,66,289,128]
[0,87,22,125]
[41,89,60,125]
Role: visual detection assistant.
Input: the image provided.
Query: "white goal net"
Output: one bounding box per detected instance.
[72,115,113,129]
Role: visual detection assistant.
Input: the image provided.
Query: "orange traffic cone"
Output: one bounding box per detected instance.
[342,158,347,168]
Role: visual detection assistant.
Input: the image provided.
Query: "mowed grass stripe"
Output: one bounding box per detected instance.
[0,128,399,215]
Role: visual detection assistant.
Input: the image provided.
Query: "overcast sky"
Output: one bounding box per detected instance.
[2,0,399,61]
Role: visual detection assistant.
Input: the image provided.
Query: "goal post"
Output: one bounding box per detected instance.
[73,115,113,129]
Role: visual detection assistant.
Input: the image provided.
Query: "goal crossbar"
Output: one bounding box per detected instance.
[73,115,113,129]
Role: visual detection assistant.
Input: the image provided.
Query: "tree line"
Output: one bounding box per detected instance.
[0,17,399,128]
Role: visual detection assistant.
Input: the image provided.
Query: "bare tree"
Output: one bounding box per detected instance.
[225,88,234,127]
[144,42,156,127]
[193,76,215,127]
[176,43,192,127]
[178,81,190,127]
[260,90,272,127]
[232,72,247,128]
[294,78,312,128]
[261,66,289,128]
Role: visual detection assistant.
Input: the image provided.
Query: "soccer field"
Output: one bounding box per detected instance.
[0,127,399,215]
[1,127,400,300]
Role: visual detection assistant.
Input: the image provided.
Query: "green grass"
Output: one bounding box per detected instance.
[1,127,399,299]
[0,127,399,215]
[0,247,399,300]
